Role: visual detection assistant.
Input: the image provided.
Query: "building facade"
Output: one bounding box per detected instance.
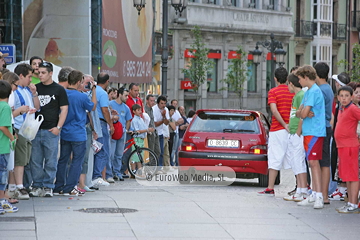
[288,0,347,83]
[167,0,294,113]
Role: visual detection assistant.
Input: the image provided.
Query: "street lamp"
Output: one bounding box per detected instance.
[250,45,262,66]
[133,0,187,96]
[134,0,146,15]
[252,33,286,90]
[171,0,188,16]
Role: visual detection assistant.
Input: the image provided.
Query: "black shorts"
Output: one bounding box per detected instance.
[320,127,332,167]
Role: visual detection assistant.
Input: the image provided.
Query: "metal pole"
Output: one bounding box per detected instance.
[270,33,275,89]
[161,0,169,96]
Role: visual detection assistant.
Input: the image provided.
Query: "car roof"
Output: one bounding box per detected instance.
[195,109,261,115]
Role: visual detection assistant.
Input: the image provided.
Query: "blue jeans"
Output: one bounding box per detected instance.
[109,131,126,178]
[158,134,164,166]
[0,154,9,191]
[81,126,92,175]
[54,140,86,193]
[93,121,110,180]
[170,133,179,166]
[30,129,59,189]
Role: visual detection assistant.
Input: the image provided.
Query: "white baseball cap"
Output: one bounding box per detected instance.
[332,75,346,86]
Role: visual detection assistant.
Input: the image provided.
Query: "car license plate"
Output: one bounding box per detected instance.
[207,139,239,148]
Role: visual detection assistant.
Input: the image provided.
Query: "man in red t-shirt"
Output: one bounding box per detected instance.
[258,67,294,196]
[126,83,144,117]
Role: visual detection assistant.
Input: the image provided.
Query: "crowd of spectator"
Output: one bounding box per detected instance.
[0,53,194,214]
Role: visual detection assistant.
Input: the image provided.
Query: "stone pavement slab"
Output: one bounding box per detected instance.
[1,169,360,240]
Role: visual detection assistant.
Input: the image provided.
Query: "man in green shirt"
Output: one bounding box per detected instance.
[30,56,43,84]
[283,73,308,202]
[0,80,18,214]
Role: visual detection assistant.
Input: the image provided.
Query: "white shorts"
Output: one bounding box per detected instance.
[285,134,307,175]
[268,129,289,171]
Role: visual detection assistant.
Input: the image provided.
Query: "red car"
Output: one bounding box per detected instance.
[179,109,280,186]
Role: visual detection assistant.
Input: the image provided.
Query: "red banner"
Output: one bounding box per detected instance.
[180,80,194,89]
[102,0,153,83]
[184,49,222,59]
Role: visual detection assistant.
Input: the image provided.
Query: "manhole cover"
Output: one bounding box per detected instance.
[77,208,137,213]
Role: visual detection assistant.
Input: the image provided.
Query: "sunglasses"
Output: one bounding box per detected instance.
[13,82,18,88]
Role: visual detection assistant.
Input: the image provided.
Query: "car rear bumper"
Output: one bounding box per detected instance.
[179,151,268,175]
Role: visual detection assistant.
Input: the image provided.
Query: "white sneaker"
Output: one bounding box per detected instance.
[106,177,115,183]
[297,194,315,206]
[7,190,16,199]
[43,188,53,197]
[14,188,30,200]
[314,196,324,209]
[284,193,307,202]
[336,203,350,212]
[29,187,43,197]
[92,178,110,187]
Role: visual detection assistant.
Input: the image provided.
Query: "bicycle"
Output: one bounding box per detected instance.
[123,132,158,180]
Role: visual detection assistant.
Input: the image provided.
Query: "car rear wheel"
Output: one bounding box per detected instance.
[258,174,268,187]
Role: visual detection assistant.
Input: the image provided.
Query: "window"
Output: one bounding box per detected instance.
[230,0,237,7]
[312,0,332,21]
[311,45,331,70]
[247,61,257,92]
[249,0,256,8]
[207,59,218,92]
[190,112,260,134]
[313,0,318,20]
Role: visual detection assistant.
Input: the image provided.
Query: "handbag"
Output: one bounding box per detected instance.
[112,121,123,140]
[18,113,44,141]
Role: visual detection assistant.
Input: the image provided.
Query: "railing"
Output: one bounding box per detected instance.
[333,23,346,40]
[320,22,331,37]
[294,20,315,38]
[351,10,360,29]
[154,32,173,56]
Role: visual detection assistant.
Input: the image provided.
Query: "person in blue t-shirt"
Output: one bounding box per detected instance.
[54,70,96,196]
[108,87,132,181]
[314,62,334,205]
[295,65,326,209]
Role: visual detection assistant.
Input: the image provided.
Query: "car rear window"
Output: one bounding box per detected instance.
[189,112,259,134]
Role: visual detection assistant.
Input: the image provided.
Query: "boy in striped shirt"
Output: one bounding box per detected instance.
[258,67,294,196]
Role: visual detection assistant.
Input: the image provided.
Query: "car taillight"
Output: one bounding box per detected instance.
[249,145,267,154]
[181,142,197,152]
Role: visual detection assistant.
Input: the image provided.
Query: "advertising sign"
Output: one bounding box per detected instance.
[102,0,153,83]
[22,0,91,73]
[0,44,16,64]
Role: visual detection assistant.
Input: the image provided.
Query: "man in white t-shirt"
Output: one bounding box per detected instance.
[169,99,183,166]
[152,95,170,168]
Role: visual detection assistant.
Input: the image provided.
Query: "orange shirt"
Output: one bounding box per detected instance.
[268,84,294,132]
[334,103,360,148]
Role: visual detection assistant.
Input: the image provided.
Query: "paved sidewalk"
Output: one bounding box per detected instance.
[1,169,359,240]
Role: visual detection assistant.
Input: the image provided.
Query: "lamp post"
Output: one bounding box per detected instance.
[251,33,286,90]
[134,0,187,96]
[251,33,286,119]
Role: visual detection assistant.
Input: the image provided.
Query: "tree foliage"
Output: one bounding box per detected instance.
[220,46,249,98]
[182,26,214,93]
[337,43,360,82]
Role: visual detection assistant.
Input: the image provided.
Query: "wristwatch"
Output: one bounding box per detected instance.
[57,126,62,130]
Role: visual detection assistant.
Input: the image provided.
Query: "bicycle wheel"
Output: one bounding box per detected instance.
[127,147,158,180]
